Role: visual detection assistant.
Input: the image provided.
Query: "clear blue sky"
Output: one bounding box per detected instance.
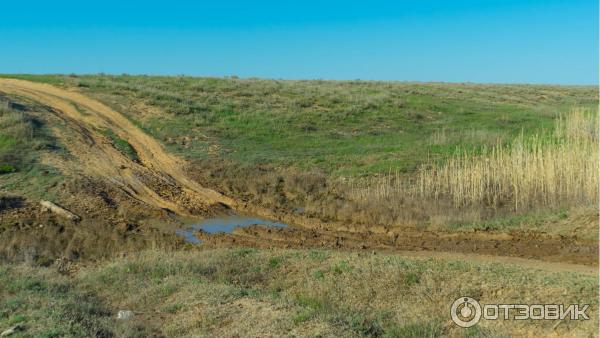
[1,0,597,84]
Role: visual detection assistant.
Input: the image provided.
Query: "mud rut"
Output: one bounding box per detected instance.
[0,79,596,275]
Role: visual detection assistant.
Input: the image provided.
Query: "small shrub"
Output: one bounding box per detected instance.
[337,312,384,337]
[8,314,26,324]
[404,272,421,286]
[333,260,352,275]
[0,164,15,174]
[296,295,325,311]
[233,248,257,257]
[308,250,329,261]
[163,303,183,314]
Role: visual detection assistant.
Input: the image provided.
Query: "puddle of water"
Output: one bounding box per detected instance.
[190,216,287,233]
[176,216,288,244]
[175,229,202,244]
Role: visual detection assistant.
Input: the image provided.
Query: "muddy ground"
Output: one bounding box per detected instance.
[0,176,184,263]
[197,223,598,267]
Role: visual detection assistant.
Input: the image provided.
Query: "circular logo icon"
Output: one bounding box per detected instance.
[451,297,482,328]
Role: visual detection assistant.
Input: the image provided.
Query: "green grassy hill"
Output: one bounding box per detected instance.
[5,75,597,176]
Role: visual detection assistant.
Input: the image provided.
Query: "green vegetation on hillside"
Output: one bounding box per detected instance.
[5,74,597,176]
[1,75,597,227]
[0,74,70,85]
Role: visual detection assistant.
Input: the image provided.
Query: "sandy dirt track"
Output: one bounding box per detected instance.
[0,78,234,215]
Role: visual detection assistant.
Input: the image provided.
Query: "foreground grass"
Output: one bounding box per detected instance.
[2,249,596,337]
[0,265,152,337]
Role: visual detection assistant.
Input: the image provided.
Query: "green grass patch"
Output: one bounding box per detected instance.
[0,74,69,85]
[268,256,284,268]
[293,308,316,324]
[384,321,446,338]
[100,129,139,162]
[0,266,118,337]
[0,164,15,174]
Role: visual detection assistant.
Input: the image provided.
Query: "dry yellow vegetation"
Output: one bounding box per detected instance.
[351,108,598,217]
[416,108,598,210]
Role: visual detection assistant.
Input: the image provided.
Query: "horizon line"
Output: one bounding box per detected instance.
[0,73,597,87]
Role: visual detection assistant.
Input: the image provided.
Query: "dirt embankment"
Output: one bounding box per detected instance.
[0,79,234,262]
[0,78,233,216]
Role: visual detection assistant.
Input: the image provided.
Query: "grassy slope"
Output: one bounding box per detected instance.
[0,95,64,203]
[1,249,597,337]
[3,74,597,176]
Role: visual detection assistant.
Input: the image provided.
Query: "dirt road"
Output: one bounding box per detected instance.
[0,78,234,215]
[193,222,598,273]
